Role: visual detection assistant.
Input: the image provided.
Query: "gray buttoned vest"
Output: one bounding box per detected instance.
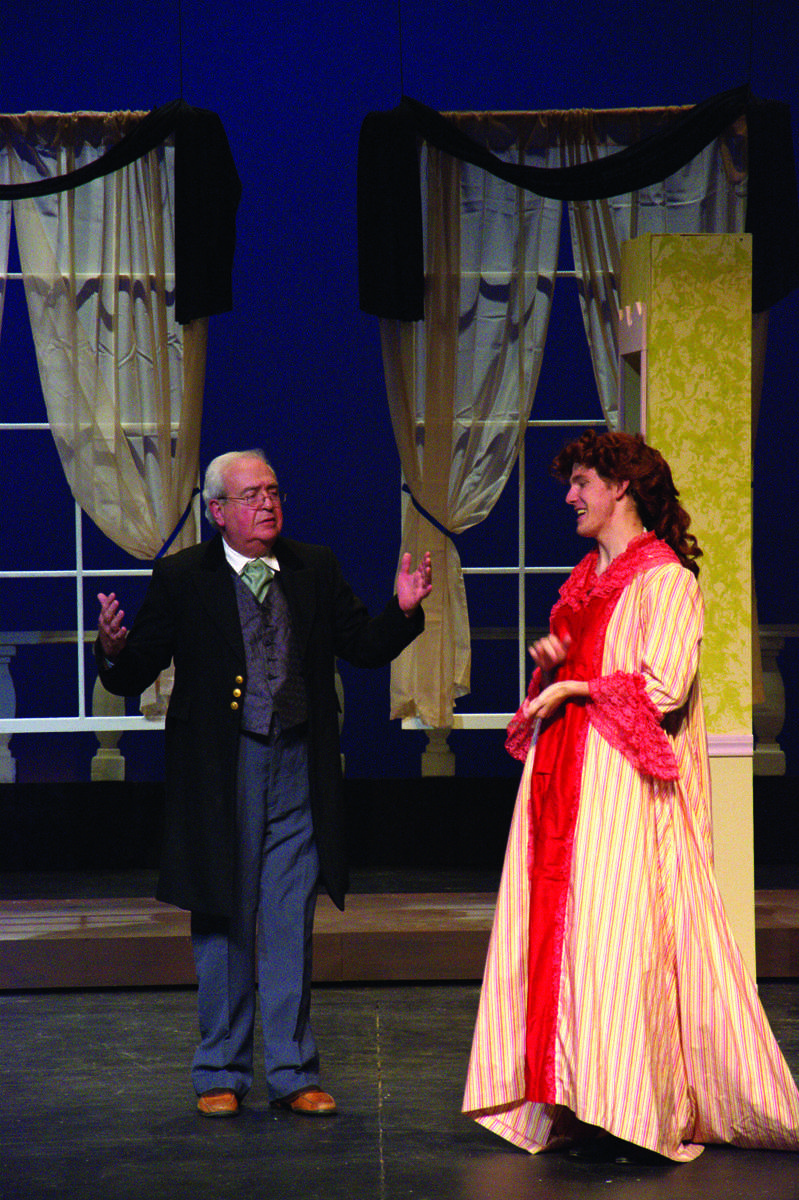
[232,571,308,734]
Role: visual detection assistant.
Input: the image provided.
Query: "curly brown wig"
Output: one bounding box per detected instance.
[552,429,702,576]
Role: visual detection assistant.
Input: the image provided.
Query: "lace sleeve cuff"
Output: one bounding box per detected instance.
[505,667,543,762]
[587,670,679,780]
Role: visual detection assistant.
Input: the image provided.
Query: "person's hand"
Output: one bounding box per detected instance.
[97,592,128,660]
[523,678,588,721]
[529,632,571,672]
[396,551,433,615]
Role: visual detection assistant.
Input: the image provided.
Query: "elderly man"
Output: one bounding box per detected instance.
[97,449,431,1118]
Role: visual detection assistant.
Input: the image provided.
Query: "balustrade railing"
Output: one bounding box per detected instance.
[1,626,797,782]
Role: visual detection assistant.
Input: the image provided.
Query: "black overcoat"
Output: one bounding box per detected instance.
[97,533,423,915]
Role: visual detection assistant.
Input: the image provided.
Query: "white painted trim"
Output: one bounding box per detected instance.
[0,717,164,733]
[403,714,510,731]
[707,733,753,757]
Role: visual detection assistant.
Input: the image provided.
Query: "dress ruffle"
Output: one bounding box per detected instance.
[505,668,542,762]
[588,670,680,780]
[553,532,679,617]
[506,534,681,767]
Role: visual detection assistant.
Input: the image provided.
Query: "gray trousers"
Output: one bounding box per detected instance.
[190,723,320,1100]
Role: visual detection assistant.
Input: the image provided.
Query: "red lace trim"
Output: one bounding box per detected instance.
[505,668,542,762]
[553,531,679,617]
[588,670,679,779]
[525,707,589,1102]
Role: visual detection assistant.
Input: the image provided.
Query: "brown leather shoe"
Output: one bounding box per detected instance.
[197,1088,239,1117]
[274,1086,337,1116]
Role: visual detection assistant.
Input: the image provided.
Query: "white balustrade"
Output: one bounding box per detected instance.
[1,626,797,781]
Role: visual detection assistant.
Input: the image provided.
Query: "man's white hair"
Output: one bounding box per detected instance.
[202,449,273,523]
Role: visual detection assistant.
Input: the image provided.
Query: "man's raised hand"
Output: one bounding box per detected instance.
[97,592,129,660]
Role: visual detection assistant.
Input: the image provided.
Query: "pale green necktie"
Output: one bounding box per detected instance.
[241,558,275,604]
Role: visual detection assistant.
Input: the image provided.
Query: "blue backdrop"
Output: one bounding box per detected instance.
[3,0,798,781]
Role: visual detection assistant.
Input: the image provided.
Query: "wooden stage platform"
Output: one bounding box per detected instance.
[1,889,798,989]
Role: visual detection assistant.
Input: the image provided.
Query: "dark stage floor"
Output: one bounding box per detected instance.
[2,981,799,1200]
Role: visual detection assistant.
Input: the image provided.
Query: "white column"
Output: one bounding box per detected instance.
[90,676,126,781]
[421,727,455,776]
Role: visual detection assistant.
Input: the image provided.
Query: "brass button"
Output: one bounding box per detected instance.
[230,701,239,711]
[233,688,242,698]
[235,675,244,685]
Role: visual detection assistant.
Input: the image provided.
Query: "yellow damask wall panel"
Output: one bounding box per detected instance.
[620,233,752,737]
[619,234,755,973]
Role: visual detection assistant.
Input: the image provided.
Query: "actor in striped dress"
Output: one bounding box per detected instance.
[463,430,799,1162]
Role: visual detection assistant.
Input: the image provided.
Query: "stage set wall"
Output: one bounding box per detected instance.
[621,232,757,971]
[2,1,798,793]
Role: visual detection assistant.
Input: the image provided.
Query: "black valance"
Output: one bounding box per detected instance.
[0,99,241,324]
[358,85,799,317]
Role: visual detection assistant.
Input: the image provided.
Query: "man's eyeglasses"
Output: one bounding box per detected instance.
[219,487,285,509]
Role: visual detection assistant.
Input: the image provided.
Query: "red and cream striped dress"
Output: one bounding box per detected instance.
[462,533,799,1160]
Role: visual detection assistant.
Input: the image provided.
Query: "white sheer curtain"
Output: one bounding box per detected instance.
[2,112,205,559]
[382,119,562,727]
[562,110,748,425]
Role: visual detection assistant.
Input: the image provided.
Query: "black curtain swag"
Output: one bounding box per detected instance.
[0,99,242,325]
[357,85,799,318]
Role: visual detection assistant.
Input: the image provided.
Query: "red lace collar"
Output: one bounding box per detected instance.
[554,531,681,614]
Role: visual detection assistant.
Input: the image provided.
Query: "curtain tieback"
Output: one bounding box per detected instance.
[402,485,457,541]
[155,487,201,559]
